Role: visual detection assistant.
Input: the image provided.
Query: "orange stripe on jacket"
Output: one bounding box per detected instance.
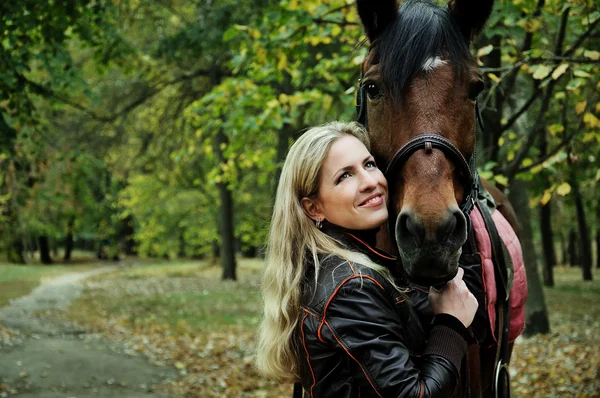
[324,319,384,398]
[301,313,317,398]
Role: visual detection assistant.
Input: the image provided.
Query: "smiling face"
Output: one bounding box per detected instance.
[304,135,389,231]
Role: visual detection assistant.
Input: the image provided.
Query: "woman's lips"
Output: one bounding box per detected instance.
[359,194,384,207]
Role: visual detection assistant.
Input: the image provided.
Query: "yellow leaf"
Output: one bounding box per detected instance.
[556,183,571,196]
[533,65,551,80]
[175,362,186,370]
[547,124,564,136]
[277,53,288,71]
[582,132,596,143]
[498,136,504,146]
[540,190,552,205]
[494,175,509,186]
[488,73,500,83]
[574,70,592,78]
[576,101,587,115]
[478,44,494,57]
[583,112,600,128]
[583,50,600,60]
[552,63,569,80]
[250,28,261,39]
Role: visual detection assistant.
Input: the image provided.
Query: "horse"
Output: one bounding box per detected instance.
[355,0,528,396]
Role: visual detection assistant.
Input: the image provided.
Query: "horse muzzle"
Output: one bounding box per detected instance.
[394,207,467,286]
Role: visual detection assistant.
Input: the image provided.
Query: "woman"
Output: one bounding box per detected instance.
[257,121,478,397]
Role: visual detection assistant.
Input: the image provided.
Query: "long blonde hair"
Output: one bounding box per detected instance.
[256,121,398,382]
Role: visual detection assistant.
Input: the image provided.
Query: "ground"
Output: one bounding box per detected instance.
[0,266,177,398]
[0,259,598,397]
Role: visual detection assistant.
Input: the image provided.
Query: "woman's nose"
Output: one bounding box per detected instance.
[359,170,378,191]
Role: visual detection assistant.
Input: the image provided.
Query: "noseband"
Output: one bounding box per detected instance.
[384,133,479,215]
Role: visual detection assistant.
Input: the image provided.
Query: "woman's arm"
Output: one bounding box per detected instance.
[320,275,469,397]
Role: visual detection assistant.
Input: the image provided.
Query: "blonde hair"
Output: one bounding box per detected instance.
[256,121,399,382]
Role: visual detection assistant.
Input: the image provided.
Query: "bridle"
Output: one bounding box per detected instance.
[356,70,484,249]
[356,63,513,398]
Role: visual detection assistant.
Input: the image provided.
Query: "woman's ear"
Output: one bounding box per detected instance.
[301,197,324,222]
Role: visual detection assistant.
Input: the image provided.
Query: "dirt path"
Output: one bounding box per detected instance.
[0,267,177,398]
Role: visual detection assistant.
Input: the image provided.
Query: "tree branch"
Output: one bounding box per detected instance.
[502,0,546,94]
[497,12,598,136]
[312,18,358,26]
[505,7,571,179]
[22,68,216,123]
[514,107,588,175]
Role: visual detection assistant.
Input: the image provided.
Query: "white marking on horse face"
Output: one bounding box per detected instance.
[422,57,446,73]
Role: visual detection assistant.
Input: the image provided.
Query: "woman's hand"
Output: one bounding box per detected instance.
[429,268,478,328]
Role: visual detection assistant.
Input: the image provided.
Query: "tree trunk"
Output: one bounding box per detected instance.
[538,116,556,286]
[596,201,600,269]
[540,202,556,286]
[119,215,136,255]
[568,229,579,267]
[558,232,564,266]
[214,130,237,281]
[4,202,26,264]
[7,237,25,264]
[273,124,295,198]
[38,236,53,265]
[568,157,593,281]
[509,179,550,335]
[64,217,75,261]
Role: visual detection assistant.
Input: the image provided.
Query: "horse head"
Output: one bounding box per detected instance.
[356,0,494,285]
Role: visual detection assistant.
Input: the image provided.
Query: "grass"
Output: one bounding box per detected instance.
[62,260,600,397]
[0,255,100,307]
[67,259,264,333]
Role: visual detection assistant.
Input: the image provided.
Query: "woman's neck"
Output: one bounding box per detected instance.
[321,221,380,248]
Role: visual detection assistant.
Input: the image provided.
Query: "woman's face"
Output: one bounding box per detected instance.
[309,135,389,230]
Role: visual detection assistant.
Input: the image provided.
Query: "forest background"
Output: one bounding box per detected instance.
[0,0,599,395]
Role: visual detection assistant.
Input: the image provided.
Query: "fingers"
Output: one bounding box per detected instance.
[455,267,464,280]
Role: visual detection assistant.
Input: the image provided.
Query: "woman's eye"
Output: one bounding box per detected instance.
[338,172,351,183]
[365,160,377,169]
[365,82,383,100]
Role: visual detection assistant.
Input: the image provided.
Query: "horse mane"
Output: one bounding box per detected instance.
[373,0,472,103]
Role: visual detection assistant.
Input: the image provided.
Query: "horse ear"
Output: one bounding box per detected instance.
[356,0,399,42]
[448,0,494,43]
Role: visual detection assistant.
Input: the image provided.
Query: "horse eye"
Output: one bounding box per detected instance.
[365,82,383,100]
[468,80,484,100]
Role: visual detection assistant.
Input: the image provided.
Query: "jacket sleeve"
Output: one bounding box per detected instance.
[321,276,468,397]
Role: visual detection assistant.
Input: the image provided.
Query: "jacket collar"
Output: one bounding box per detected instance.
[321,221,397,267]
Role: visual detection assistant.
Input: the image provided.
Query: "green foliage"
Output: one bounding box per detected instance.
[1,0,598,264]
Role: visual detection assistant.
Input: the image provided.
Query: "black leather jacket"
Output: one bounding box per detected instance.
[295,224,470,397]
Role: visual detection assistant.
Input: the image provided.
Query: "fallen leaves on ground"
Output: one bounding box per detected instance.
[59,262,598,397]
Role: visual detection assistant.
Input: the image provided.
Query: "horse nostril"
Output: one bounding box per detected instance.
[437,212,458,243]
[437,209,467,244]
[398,211,425,246]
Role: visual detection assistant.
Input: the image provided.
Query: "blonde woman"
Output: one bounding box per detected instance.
[257,122,478,397]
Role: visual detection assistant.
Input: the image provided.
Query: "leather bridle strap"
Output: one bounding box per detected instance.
[477,200,511,398]
[384,133,479,215]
